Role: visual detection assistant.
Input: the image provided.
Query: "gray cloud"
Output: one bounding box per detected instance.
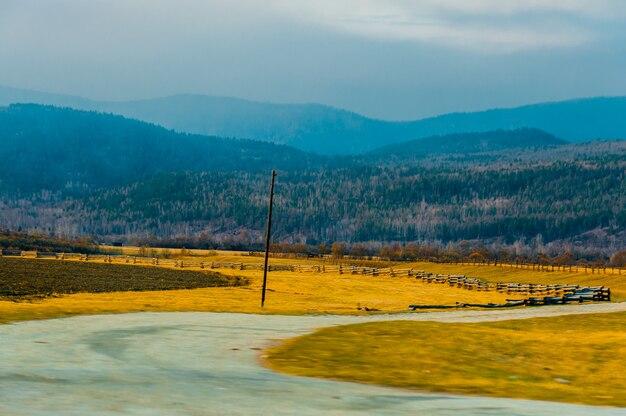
[1,0,626,119]
[270,0,619,51]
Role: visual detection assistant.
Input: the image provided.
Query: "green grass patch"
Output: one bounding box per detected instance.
[265,312,626,407]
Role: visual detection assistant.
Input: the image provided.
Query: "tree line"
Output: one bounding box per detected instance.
[268,241,626,268]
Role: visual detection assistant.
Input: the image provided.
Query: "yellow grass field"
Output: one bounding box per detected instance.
[1,249,622,324]
[107,246,626,292]
[104,246,626,295]
[264,312,626,407]
[0,254,509,324]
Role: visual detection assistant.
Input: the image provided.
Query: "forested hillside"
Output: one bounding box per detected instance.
[0,104,322,192]
[50,155,620,246]
[0,104,624,258]
[369,128,564,159]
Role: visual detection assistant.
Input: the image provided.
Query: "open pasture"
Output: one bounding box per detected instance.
[0,249,622,324]
[99,246,626,296]
[0,251,510,323]
[264,312,626,407]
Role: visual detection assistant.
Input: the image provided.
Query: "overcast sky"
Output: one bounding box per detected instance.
[1,0,626,119]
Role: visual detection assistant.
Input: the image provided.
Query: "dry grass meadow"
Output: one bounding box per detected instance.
[264,312,626,407]
[0,247,623,324]
[0,252,508,324]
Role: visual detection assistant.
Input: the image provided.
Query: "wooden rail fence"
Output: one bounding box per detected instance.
[2,250,612,305]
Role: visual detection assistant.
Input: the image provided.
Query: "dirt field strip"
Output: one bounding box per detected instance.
[0,257,246,300]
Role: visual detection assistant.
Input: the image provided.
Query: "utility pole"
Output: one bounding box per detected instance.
[261,170,277,307]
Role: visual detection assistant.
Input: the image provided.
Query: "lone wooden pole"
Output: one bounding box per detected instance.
[261,170,277,307]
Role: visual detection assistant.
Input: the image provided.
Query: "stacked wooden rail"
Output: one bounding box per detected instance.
[409,285,612,310]
[406,271,611,309]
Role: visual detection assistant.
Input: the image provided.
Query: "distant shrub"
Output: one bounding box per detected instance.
[611,250,626,267]
[0,230,101,254]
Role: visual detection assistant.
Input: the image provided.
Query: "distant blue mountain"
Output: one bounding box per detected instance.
[408,97,626,146]
[2,85,625,155]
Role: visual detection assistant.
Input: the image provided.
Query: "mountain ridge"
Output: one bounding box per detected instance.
[0,104,323,193]
[2,85,626,155]
[369,128,567,159]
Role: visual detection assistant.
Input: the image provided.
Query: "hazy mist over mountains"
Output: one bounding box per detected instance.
[2,85,626,155]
